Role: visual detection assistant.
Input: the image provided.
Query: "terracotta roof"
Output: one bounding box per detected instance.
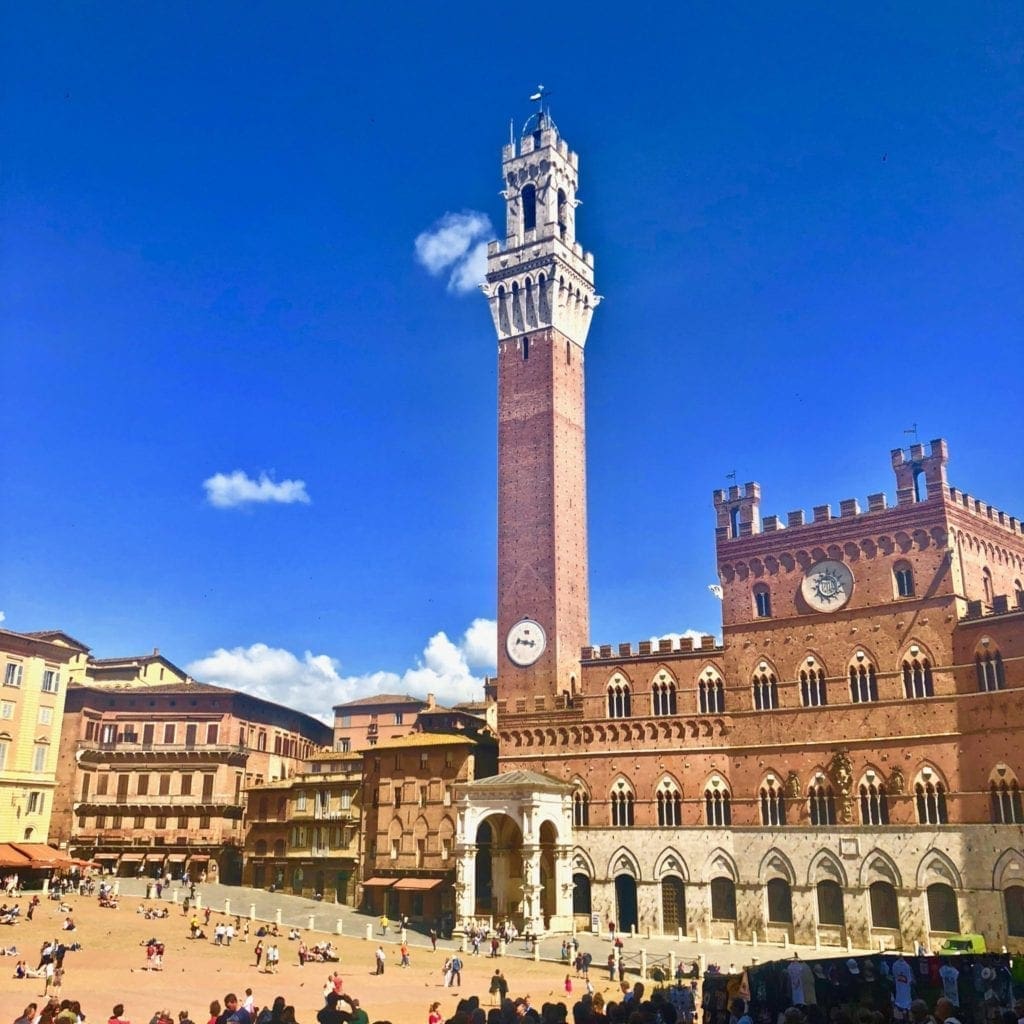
[459,770,571,791]
[332,693,427,711]
[312,751,364,762]
[370,733,477,751]
[69,678,223,694]
[19,630,92,652]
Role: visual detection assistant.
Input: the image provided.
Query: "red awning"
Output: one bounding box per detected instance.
[392,877,444,891]
[0,844,33,868]
[119,853,146,863]
[362,877,397,887]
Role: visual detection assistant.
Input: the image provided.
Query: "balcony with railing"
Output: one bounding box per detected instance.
[77,739,249,766]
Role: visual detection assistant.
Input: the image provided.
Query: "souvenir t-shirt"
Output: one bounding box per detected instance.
[788,961,806,1004]
[893,958,914,1010]
[939,965,960,1006]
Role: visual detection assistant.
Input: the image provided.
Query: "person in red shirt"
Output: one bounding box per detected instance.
[109,1005,131,1024]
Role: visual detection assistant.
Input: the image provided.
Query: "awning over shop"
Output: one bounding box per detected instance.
[165,854,187,863]
[189,854,210,863]
[95,853,119,861]
[120,853,146,863]
[362,877,397,887]
[0,844,33,868]
[12,843,76,867]
[392,877,444,892]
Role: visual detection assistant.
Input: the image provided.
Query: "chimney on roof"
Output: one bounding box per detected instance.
[426,692,436,709]
[153,647,160,656]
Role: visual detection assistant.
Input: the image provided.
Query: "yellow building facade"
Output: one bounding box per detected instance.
[0,629,89,843]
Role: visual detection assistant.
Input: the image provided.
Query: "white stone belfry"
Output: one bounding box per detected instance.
[481,108,599,349]
[453,770,575,935]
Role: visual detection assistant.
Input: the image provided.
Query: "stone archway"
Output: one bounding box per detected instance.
[453,770,574,934]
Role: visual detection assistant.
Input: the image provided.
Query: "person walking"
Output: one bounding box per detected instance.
[374,946,385,975]
[428,1002,442,1024]
[253,941,263,969]
[450,953,463,988]
[489,972,503,1007]
[400,942,410,968]
[379,915,388,936]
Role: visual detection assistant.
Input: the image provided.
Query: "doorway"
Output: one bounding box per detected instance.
[615,874,638,934]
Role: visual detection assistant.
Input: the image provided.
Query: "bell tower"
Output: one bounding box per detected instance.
[483,100,599,708]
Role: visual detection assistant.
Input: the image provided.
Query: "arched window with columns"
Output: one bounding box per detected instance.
[808,779,836,825]
[651,672,678,716]
[990,768,1023,824]
[752,666,779,711]
[902,648,934,698]
[610,780,634,827]
[976,640,1006,692]
[759,777,786,827]
[656,778,682,827]
[849,652,879,703]
[572,784,590,827]
[800,657,828,707]
[607,675,631,719]
[698,667,725,714]
[860,774,889,825]
[704,778,731,827]
[914,767,949,824]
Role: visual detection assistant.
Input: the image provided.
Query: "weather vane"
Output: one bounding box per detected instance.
[529,84,551,127]
[903,423,919,444]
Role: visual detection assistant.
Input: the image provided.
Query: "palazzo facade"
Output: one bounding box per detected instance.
[458,105,1024,949]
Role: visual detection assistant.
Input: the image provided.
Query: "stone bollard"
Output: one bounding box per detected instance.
[677,927,683,942]
[308,915,315,931]
[669,951,676,976]
[878,938,885,952]
[113,881,120,897]
[1003,945,1009,954]
[751,930,758,948]
[400,928,407,943]
[172,889,179,904]
[336,920,344,935]
[533,943,540,963]
[846,936,853,952]
[727,930,733,945]
[640,948,648,979]
[460,935,467,953]
[646,925,652,940]
[501,939,508,957]
[275,908,282,926]
[814,933,821,951]
[193,891,201,908]
[365,923,372,941]
[695,926,701,943]
[783,933,789,949]
[631,923,637,937]
[224,899,231,916]
[250,904,256,920]
[699,953,706,975]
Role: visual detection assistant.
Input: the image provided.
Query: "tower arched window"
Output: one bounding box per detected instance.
[521,184,537,233]
[759,780,786,827]
[800,664,827,707]
[651,674,677,716]
[894,561,915,598]
[572,788,590,827]
[704,783,731,827]
[557,188,568,240]
[753,584,772,619]
[610,784,634,827]
[607,678,631,719]
[656,780,682,827]
[849,658,879,703]
[915,776,948,824]
[808,782,836,825]
[990,774,1023,824]
[698,669,725,714]
[859,780,889,825]
[752,670,779,711]
[902,656,933,698]
[976,648,1006,692]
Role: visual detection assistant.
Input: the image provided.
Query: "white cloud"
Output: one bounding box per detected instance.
[414,211,492,295]
[203,470,311,509]
[186,618,498,721]
[650,628,715,648]
[0,611,5,623]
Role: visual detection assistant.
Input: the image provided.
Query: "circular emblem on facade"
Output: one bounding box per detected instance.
[801,560,854,612]
[505,618,546,666]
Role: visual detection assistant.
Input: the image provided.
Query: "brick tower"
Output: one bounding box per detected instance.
[483,102,599,707]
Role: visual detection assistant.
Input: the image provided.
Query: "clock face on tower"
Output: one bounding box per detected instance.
[801,560,855,612]
[505,618,547,666]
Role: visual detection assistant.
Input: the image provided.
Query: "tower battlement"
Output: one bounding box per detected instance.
[713,482,761,539]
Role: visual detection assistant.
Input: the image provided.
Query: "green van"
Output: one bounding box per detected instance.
[938,934,987,954]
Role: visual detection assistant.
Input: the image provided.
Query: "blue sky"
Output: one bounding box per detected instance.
[2,4,1021,718]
